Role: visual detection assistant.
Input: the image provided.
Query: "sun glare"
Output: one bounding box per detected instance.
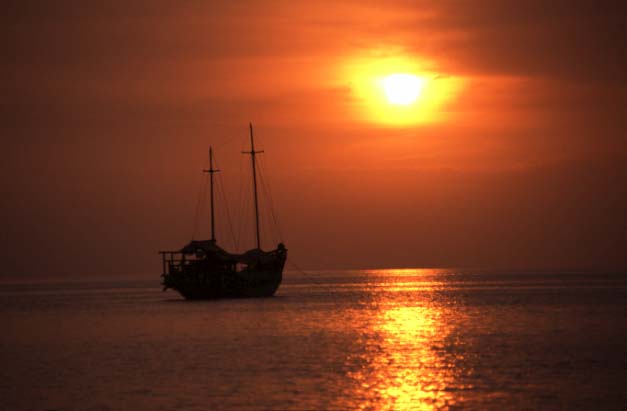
[341,50,463,126]
[382,74,426,106]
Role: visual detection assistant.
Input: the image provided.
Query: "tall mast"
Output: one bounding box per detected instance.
[243,123,263,249]
[203,147,220,242]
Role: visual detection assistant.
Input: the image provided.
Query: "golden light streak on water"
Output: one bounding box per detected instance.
[344,268,463,410]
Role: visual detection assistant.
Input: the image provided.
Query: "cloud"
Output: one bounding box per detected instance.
[385,0,627,82]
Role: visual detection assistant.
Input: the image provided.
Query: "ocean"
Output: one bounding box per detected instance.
[1,269,626,410]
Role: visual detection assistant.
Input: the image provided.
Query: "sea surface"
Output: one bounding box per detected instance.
[1,269,626,411]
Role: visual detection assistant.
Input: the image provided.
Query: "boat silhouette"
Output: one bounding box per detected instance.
[159,124,287,299]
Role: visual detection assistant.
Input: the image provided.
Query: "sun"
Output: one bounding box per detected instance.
[382,73,426,106]
[340,50,464,126]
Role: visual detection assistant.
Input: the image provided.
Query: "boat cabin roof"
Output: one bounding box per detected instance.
[179,240,276,264]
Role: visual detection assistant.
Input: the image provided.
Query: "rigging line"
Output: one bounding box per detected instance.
[287,259,344,306]
[235,150,251,252]
[213,154,238,251]
[257,158,284,242]
[256,164,279,244]
[211,130,248,151]
[191,170,209,240]
[240,177,252,250]
[286,258,323,286]
[265,162,283,241]
[226,138,242,251]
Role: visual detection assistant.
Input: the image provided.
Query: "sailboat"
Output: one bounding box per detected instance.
[159,124,287,299]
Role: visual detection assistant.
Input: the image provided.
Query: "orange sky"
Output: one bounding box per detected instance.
[3,1,627,277]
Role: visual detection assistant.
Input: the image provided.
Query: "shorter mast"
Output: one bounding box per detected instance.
[243,123,264,249]
[203,147,220,242]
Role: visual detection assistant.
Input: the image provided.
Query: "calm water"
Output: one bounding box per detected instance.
[1,269,626,410]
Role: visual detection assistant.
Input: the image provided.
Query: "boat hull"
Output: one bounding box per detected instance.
[161,248,287,300]
[166,269,283,299]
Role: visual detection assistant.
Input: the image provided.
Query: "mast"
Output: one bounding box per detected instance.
[203,147,220,242]
[243,123,263,249]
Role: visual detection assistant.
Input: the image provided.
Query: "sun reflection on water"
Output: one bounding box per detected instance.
[344,269,463,410]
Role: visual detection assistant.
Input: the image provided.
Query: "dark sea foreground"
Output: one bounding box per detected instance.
[1,269,626,411]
